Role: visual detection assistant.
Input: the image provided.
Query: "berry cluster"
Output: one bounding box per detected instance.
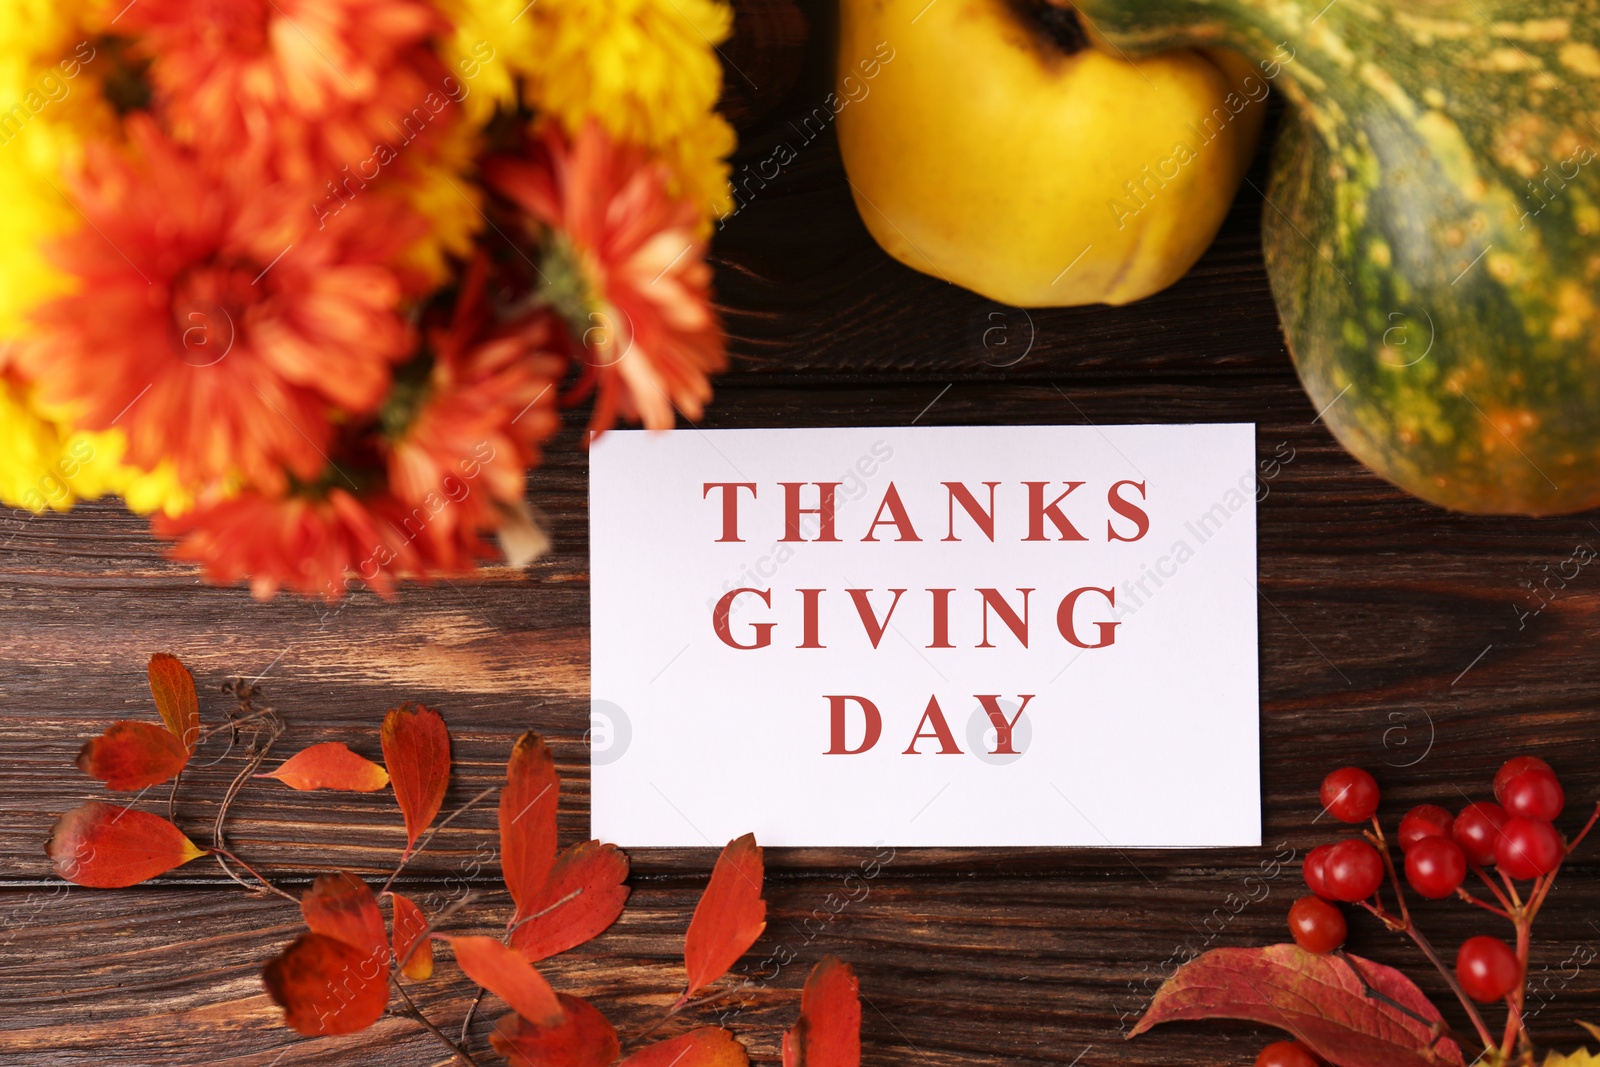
[1255,758,1598,1067]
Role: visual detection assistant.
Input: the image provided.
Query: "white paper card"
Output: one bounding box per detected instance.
[590,424,1260,848]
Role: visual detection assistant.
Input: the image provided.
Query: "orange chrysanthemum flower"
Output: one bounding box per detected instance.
[385,257,567,560]
[19,116,424,493]
[118,0,449,186]
[154,487,428,601]
[485,120,725,432]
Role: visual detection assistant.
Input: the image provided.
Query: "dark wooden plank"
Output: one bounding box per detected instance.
[5,867,1600,1065]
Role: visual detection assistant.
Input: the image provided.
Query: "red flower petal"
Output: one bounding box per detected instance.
[261,742,390,791]
[684,834,767,998]
[391,892,434,980]
[76,721,190,790]
[500,731,559,926]
[624,1028,749,1067]
[781,957,861,1067]
[147,653,200,753]
[381,703,450,851]
[263,932,389,1036]
[510,841,630,962]
[448,936,564,1027]
[46,802,205,887]
[490,994,619,1067]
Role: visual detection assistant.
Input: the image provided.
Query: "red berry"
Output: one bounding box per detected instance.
[1501,767,1564,821]
[1398,804,1455,851]
[1288,895,1347,954]
[1321,767,1380,823]
[1494,756,1554,804]
[1456,935,1519,1003]
[1404,836,1467,899]
[1323,839,1385,902]
[1256,1040,1322,1067]
[1454,801,1508,866]
[1303,844,1335,898]
[1497,816,1564,879]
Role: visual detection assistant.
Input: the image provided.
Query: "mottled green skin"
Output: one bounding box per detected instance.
[1074,0,1600,513]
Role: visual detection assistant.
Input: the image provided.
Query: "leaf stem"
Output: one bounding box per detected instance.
[205,846,297,903]
[391,890,478,975]
[381,785,498,895]
[392,973,479,1066]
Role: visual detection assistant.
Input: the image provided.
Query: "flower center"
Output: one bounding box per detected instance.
[167,264,252,368]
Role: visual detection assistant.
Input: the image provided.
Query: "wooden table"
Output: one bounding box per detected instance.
[6,4,1600,1064]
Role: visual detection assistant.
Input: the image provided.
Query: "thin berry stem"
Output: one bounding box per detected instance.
[1404,924,1497,1053]
[1453,886,1511,920]
[1500,915,1532,1060]
[1368,816,1411,928]
[1471,865,1515,914]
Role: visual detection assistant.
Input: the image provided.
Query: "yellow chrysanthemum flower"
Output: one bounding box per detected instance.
[0,1,114,340]
[1545,1049,1600,1066]
[434,0,534,124]
[0,379,115,513]
[397,114,485,287]
[439,0,734,222]
[526,0,734,219]
[0,376,192,517]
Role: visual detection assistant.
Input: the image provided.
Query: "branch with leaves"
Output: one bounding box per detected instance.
[46,654,863,1067]
[1132,761,1600,1067]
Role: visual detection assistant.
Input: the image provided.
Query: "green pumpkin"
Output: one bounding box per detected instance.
[1072,0,1600,514]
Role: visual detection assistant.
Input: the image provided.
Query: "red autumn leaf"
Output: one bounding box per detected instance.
[683,833,767,998]
[263,873,391,1036]
[782,957,861,1067]
[624,1027,750,1067]
[76,721,190,790]
[501,731,560,925]
[260,742,390,792]
[391,892,434,980]
[46,801,205,887]
[490,994,619,1067]
[301,872,389,964]
[448,935,564,1027]
[263,932,390,1036]
[381,703,450,851]
[1130,945,1465,1067]
[510,841,630,962]
[147,652,200,753]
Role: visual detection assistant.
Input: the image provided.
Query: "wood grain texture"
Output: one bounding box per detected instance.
[6,2,1600,1064]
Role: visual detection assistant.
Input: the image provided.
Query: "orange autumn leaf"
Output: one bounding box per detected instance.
[263,932,390,1036]
[261,742,390,792]
[381,703,450,851]
[448,935,564,1027]
[491,994,619,1067]
[781,957,861,1067]
[146,652,200,754]
[624,1027,750,1067]
[510,840,630,962]
[76,721,189,790]
[501,731,560,925]
[683,833,767,998]
[46,801,205,887]
[391,892,434,980]
[301,872,389,964]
